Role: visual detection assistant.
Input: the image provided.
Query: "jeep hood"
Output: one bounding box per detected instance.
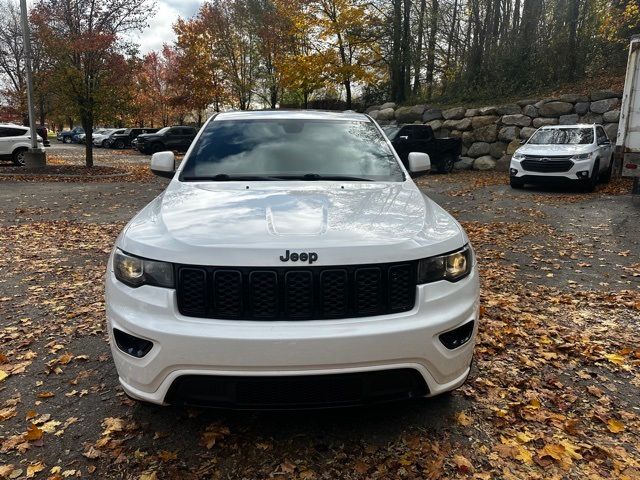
[119,181,466,266]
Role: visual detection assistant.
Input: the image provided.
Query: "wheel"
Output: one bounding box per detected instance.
[101,140,107,147]
[438,154,456,173]
[584,159,600,192]
[150,142,164,154]
[115,139,125,149]
[63,136,70,144]
[510,177,524,189]
[12,148,27,166]
[600,156,613,183]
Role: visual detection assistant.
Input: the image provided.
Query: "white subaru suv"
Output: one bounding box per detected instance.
[105,110,479,409]
[510,124,614,191]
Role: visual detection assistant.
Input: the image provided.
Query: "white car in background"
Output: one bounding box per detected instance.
[510,124,614,191]
[105,110,480,409]
[93,128,124,147]
[0,123,44,166]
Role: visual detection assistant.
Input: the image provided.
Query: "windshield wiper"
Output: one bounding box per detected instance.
[181,174,280,181]
[275,173,373,181]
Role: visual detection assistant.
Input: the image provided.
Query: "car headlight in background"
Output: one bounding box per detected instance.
[113,249,174,288]
[512,152,525,161]
[571,153,591,160]
[417,245,473,284]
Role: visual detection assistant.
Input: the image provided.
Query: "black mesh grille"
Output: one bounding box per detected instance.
[165,369,428,408]
[175,261,417,321]
[213,270,242,317]
[249,271,278,318]
[522,156,574,173]
[319,270,348,317]
[285,271,313,318]
[388,264,414,311]
[354,268,382,314]
[178,268,207,315]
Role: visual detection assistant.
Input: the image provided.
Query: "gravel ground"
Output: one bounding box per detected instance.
[0,144,638,479]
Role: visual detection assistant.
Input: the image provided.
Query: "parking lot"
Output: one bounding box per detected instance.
[0,144,638,479]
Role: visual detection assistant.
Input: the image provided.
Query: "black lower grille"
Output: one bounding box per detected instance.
[176,261,417,321]
[164,369,428,409]
[522,156,574,173]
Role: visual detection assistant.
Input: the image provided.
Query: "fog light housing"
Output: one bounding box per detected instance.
[113,328,153,358]
[510,168,518,176]
[576,170,589,178]
[439,321,475,350]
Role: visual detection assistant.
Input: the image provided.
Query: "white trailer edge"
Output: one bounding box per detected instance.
[617,35,640,194]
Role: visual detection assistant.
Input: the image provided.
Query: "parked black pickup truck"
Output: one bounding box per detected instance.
[136,126,197,154]
[107,128,159,149]
[383,124,462,173]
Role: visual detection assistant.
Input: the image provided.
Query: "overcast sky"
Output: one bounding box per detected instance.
[137,0,204,54]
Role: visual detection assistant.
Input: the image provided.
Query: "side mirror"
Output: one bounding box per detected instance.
[408,152,431,173]
[519,139,526,145]
[150,151,176,178]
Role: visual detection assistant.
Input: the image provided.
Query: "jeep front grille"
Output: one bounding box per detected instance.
[176,262,417,320]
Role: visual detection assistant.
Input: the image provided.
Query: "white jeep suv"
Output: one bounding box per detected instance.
[510,124,614,191]
[0,123,44,166]
[105,110,480,409]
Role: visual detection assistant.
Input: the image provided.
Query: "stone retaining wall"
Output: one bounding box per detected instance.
[366,90,622,171]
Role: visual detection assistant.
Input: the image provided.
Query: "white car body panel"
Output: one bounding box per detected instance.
[106,110,480,407]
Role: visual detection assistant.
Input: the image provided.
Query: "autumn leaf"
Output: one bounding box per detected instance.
[25,423,43,442]
[200,424,230,449]
[0,371,8,382]
[607,419,625,433]
[604,353,625,365]
[26,462,45,478]
[453,454,474,473]
[457,411,473,426]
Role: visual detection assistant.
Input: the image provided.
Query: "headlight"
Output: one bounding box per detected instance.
[571,153,591,160]
[113,249,174,288]
[512,152,525,161]
[417,245,473,284]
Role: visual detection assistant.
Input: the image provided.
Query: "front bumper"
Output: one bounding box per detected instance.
[105,265,480,406]
[510,157,593,181]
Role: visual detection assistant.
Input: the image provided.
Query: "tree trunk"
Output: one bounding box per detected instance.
[401,0,412,98]
[413,0,427,94]
[391,0,403,102]
[344,79,352,109]
[426,0,439,99]
[81,112,93,168]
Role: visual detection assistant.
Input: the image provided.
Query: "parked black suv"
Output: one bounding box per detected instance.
[107,128,159,149]
[136,126,197,154]
[383,124,462,173]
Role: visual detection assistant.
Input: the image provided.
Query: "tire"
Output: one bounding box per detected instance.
[510,177,524,189]
[584,159,600,192]
[63,136,70,144]
[150,142,164,154]
[115,139,125,149]
[12,148,27,166]
[438,154,456,174]
[101,140,107,148]
[600,156,613,183]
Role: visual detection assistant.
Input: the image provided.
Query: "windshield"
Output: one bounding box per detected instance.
[528,128,594,145]
[382,126,400,140]
[180,119,404,182]
[155,127,170,135]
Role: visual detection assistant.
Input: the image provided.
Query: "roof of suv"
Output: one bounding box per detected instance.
[214,110,369,122]
[540,124,601,129]
[0,123,28,129]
